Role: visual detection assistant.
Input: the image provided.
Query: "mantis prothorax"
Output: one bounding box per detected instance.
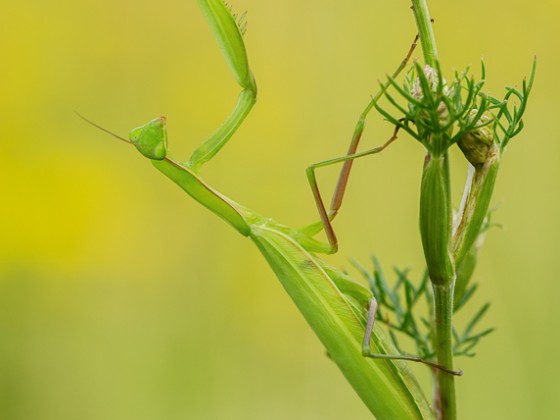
[82,1,464,417]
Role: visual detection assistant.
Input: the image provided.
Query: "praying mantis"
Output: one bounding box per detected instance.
[80,0,478,418]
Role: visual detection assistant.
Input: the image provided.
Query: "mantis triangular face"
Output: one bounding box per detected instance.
[129,116,168,160]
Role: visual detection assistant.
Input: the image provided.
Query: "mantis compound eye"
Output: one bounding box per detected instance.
[129,116,168,160]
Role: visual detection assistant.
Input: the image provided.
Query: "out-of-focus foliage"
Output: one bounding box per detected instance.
[0,1,556,419]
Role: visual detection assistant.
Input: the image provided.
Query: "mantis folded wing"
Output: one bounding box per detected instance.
[84,1,437,418]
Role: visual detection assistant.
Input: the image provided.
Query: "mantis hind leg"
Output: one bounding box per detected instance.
[362,297,463,376]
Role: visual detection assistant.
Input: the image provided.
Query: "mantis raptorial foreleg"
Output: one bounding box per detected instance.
[304,35,419,252]
[362,297,463,376]
[186,0,257,171]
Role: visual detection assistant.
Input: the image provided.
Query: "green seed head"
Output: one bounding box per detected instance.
[129,116,168,160]
[458,111,496,166]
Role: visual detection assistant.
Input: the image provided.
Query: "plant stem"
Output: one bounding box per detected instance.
[410,0,438,67]
[432,283,457,419]
[410,1,457,418]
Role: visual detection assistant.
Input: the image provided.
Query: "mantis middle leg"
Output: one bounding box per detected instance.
[303,35,419,253]
[305,125,400,253]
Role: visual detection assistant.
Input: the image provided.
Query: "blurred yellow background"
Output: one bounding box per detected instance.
[0,0,556,418]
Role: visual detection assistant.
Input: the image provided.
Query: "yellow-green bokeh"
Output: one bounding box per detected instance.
[0,1,557,418]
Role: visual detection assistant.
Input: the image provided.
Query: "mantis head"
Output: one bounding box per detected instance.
[129,116,168,160]
[77,112,168,161]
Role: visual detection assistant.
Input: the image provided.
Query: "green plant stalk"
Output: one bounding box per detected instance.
[432,283,456,418]
[420,154,457,420]
[453,155,499,308]
[453,241,478,308]
[411,0,438,68]
[452,157,500,268]
[411,1,457,418]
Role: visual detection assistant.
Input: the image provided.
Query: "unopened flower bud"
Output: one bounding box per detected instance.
[411,65,447,99]
[458,111,496,166]
[419,155,454,285]
[410,65,451,127]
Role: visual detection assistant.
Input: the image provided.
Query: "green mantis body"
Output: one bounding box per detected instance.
[84,0,438,417]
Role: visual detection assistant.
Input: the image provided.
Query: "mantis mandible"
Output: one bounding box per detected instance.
[81,1,463,417]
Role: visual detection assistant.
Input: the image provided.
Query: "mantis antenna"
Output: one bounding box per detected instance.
[76,111,168,161]
[75,112,132,145]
